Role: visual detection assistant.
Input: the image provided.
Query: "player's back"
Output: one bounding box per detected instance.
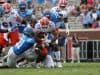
[13,34,36,55]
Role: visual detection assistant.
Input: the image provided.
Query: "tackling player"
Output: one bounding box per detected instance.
[0,27,36,68]
[34,17,56,68]
[49,0,75,67]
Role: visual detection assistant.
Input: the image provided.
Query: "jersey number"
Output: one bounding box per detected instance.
[16,40,25,49]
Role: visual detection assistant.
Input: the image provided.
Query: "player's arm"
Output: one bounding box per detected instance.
[16,16,23,23]
[15,10,23,23]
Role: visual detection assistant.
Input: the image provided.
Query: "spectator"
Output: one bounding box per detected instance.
[97,16,100,27]
[91,8,98,21]
[81,9,94,28]
[71,33,80,63]
[87,0,94,8]
[94,16,100,27]
[91,17,98,28]
[95,0,100,8]
[96,8,100,17]
[82,11,90,28]
[80,4,88,13]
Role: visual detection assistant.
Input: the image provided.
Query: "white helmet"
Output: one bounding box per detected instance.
[2,3,11,13]
[58,0,67,8]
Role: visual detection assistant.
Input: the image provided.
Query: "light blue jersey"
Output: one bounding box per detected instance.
[17,9,32,33]
[50,11,60,24]
[13,34,36,55]
[50,11,65,29]
[17,9,28,18]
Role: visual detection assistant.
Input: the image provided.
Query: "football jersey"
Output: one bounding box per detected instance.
[0,9,19,30]
[17,9,28,18]
[50,6,73,19]
[13,34,36,55]
[35,21,56,32]
[50,6,72,28]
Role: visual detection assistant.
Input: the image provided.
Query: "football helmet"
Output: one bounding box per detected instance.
[18,0,27,11]
[23,27,34,37]
[2,3,11,13]
[40,17,49,27]
[42,9,51,19]
[58,0,67,8]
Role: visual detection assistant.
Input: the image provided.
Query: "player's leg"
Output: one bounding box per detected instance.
[34,48,48,68]
[0,47,17,68]
[76,47,80,63]
[0,33,7,56]
[8,30,19,46]
[60,46,66,63]
[16,57,28,68]
[16,49,38,68]
[54,45,62,67]
[71,47,75,63]
[7,47,17,68]
[44,55,54,68]
[51,42,62,67]
[34,56,44,68]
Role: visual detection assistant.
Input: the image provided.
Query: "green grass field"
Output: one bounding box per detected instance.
[0,63,100,75]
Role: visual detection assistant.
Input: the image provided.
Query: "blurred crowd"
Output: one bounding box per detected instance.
[72,0,100,28]
[3,0,100,29]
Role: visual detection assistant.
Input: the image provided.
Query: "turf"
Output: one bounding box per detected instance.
[0,63,100,75]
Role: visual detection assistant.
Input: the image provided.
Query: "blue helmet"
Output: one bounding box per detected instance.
[23,27,34,37]
[0,6,4,16]
[42,9,51,18]
[18,0,27,8]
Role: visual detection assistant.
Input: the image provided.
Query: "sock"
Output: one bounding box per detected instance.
[54,51,61,62]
